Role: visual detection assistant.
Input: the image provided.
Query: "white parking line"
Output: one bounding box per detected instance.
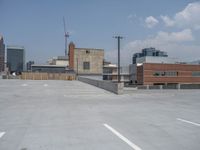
[177,118,200,127]
[103,124,142,150]
[0,132,5,138]
[21,84,28,86]
[43,84,48,87]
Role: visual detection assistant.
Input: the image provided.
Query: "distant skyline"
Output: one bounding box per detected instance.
[1,0,200,65]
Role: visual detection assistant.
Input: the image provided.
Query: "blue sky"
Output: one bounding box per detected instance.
[0,0,200,65]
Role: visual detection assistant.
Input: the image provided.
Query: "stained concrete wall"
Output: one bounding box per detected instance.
[78,76,124,94]
[74,48,104,75]
[180,84,200,89]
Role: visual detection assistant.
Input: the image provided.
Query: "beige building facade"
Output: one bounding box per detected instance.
[69,42,104,75]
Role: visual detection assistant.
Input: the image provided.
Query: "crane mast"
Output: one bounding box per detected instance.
[63,17,69,57]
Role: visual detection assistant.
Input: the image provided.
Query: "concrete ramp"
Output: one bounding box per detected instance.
[78,76,124,94]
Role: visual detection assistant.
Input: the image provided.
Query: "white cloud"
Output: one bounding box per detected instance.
[160,16,175,27]
[127,14,134,19]
[126,29,194,51]
[127,14,138,23]
[155,29,194,43]
[145,16,159,28]
[105,29,197,65]
[161,2,200,30]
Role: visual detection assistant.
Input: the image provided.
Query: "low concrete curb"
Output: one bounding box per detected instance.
[78,76,124,94]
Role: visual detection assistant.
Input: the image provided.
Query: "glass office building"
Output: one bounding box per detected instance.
[7,46,25,73]
[132,47,168,64]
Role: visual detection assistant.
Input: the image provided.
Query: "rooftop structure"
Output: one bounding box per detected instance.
[136,56,179,65]
[132,47,168,64]
[48,56,69,66]
[31,65,67,73]
[103,64,130,82]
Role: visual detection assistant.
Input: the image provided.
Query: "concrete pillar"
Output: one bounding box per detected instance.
[177,83,180,90]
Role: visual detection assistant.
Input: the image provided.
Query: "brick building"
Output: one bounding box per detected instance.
[137,63,200,85]
[68,42,104,75]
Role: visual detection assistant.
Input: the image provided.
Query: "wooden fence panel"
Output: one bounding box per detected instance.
[21,72,75,80]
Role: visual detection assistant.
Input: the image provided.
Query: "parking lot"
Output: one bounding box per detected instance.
[0,80,200,150]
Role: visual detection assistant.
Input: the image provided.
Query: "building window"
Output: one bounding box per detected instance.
[83,62,90,70]
[192,71,200,77]
[86,50,90,54]
[153,71,178,77]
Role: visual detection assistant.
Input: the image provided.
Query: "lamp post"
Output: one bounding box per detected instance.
[114,36,123,83]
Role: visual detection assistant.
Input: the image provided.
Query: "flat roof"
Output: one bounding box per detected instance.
[32,65,66,68]
[7,45,25,50]
[75,48,104,51]
[143,62,200,66]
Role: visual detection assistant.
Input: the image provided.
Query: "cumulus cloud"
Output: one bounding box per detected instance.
[145,16,159,28]
[127,14,135,19]
[126,29,194,50]
[155,29,194,43]
[161,2,200,30]
[105,29,197,65]
[160,16,175,27]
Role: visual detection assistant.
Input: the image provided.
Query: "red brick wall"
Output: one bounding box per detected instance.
[137,65,143,85]
[69,42,75,69]
[137,63,200,85]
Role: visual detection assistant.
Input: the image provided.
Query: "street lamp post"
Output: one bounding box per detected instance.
[114,36,123,83]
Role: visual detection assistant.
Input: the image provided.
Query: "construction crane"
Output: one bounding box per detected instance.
[63,17,69,57]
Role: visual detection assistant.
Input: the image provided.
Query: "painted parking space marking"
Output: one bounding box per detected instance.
[103,124,142,150]
[0,132,5,138]
[21,84,28,86]
[43,84,48,87]
[177,118,200,127]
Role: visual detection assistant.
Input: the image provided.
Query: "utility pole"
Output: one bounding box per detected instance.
[76,58,78,76]
[114,36,123,83]
[63,17,69,57]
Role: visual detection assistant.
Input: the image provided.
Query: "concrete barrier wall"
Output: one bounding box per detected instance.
[2,75,20,79]
[137,85,148,89]
[180,84,200,89]
[138,84,200,90]
[78,76,124,94]
[163,84,178,89]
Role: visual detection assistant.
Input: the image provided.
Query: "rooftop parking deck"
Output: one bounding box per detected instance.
[0,80,200,150]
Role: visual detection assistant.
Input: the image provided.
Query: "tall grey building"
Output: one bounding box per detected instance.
[7,46,25,73]
[0,35,5,72]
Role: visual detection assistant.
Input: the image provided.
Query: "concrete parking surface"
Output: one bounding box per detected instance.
[0,80,200,150]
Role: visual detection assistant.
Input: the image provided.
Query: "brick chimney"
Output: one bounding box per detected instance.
[69,42,75,69]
